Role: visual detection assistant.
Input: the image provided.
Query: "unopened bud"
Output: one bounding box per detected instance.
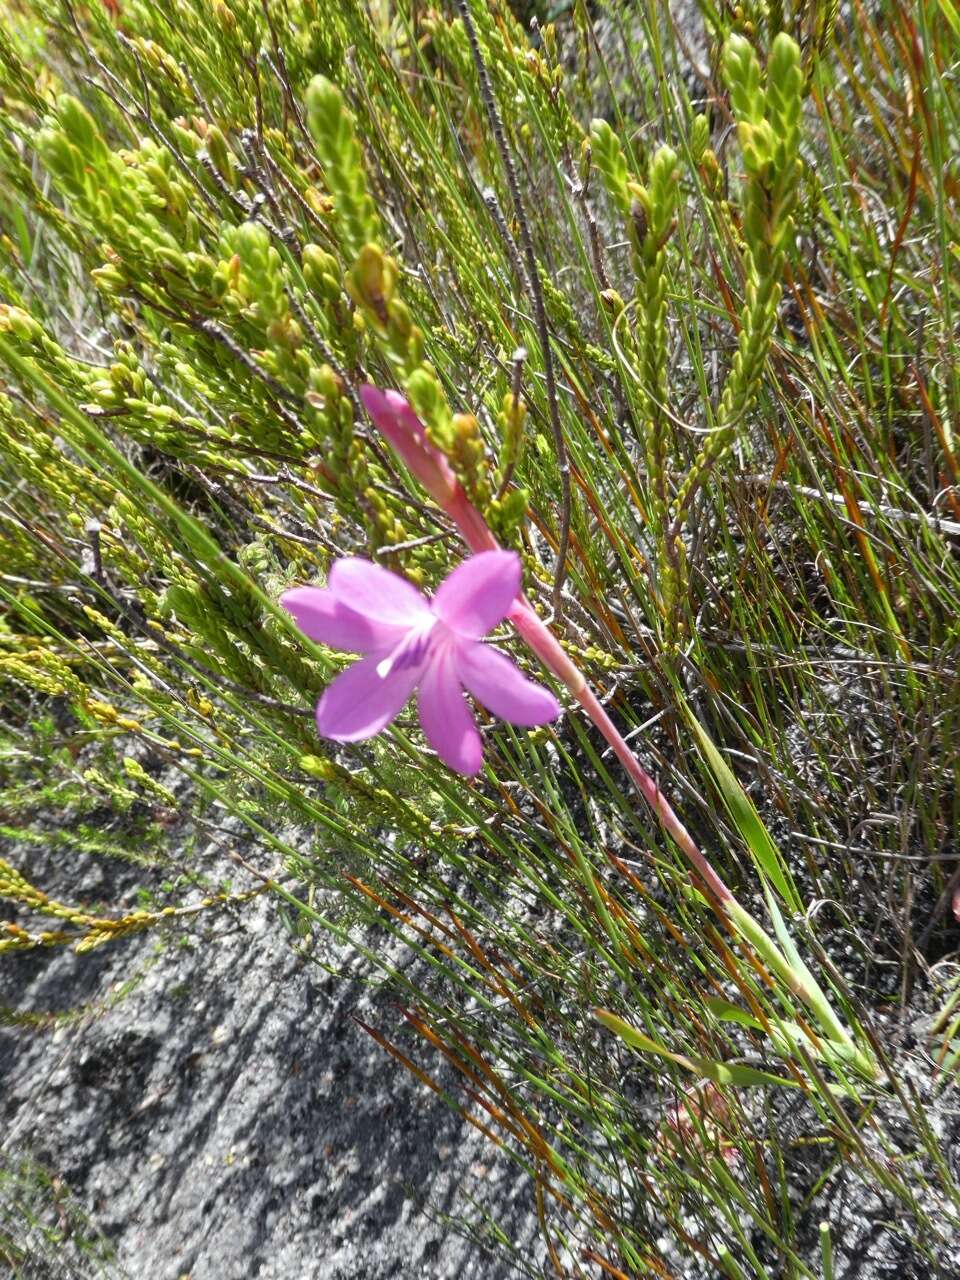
[0,305,42,341]
[359,383,457,505]
[599,288,626,317]
[302,244,341,300]
[214,1,236,31]
[347,244,396,324]
[205,126,235,185]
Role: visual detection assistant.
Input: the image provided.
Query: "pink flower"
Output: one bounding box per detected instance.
[360,384,458,505]
[281,550,560,776]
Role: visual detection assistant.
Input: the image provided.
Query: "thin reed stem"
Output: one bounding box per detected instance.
[455,0,572,614]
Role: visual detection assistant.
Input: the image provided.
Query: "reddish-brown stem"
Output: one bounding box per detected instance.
[444,489,500,554]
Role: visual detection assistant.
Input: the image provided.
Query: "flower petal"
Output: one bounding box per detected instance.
[418,649,483,776]
[456,643,560,726]
[328,558,431,627]
[431,550,521,639]
[280,586,407,653]
[315,653,421,743]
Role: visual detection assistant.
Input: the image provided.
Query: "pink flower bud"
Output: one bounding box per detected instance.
[359,384,458,505]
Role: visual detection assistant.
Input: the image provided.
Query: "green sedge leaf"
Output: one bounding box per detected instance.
[594,1010,797,1089]
[685,712,801,913]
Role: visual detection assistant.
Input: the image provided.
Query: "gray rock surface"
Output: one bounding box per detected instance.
[1,894,545,1279]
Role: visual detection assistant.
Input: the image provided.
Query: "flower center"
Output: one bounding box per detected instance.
[375,619,440,679]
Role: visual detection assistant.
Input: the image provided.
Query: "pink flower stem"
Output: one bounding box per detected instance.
[443,487,732,908]
[508,599,733,908]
